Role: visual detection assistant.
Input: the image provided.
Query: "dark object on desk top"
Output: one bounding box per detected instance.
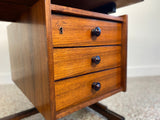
[91,2,116,14]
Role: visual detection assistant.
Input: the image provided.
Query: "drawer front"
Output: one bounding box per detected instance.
[54,46,121,80]
[52,14,122,47]
[55,68,121,111]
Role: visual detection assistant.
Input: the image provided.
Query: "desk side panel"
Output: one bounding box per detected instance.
[120,15,128,92]
[7,0,54,120]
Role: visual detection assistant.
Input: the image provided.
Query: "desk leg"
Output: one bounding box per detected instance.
[0,103,125,120]
[0,108,38,120]
[89,102,125,120]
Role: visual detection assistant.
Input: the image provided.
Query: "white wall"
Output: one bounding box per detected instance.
[112,0,160,77]
[0,22,13,84]
[0,0,160,84]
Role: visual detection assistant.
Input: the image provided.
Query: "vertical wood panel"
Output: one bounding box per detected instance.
[7,0,54,120]
[44,0,56,120]
[120,15,128,92]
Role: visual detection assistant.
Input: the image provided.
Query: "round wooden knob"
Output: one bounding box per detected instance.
[92,56,101,64]
[92,82,101,91]
[91,27,101,37]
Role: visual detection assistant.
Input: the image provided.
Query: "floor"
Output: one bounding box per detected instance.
[0,76,160,120]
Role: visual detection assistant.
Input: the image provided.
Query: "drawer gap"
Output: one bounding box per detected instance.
[53,44,122,49]
[55,66,120,82]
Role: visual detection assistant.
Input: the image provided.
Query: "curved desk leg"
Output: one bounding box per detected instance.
[0,103,125,120]
[0,108,38,120]
[89,102,125,120]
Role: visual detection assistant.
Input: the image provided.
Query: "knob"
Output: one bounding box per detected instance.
[92,56,101,64]
[92,82,101,91]
[91,27,101,37]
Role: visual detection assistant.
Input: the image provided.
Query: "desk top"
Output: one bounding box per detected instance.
[52,0,143,10]
[0,0,143,22]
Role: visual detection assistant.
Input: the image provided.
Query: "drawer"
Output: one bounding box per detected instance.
[55,68,121,111]
[54,46,121,80]
[52,14,122,47]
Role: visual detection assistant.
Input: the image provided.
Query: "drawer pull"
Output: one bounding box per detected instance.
[92,82,101,91]
[91,27,101,37]
[92,56,101,64]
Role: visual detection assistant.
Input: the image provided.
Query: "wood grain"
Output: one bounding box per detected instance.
[5,1,129,119]
[51,4,123,22]
[54,46,121,80]
[56,88,122,119]
[52,14,122,47]
[120,15,128,92]
[44,0,57,120]
[7,0,54,120]
[55,68,121,111]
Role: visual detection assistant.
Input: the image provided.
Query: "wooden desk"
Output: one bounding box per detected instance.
[0,0,143,120]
